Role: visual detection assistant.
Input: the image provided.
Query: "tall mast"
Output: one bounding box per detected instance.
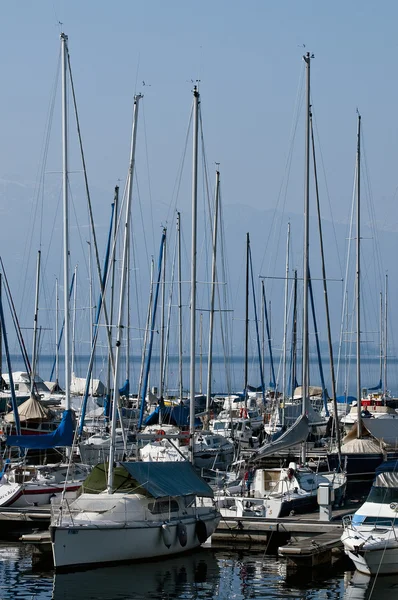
[61,32,71,411]
[30,250,41,397]
[379,290,383,391]
[206,169,220,413]
[0,274,3,386]
[261,279,265,380]
[87,242,93,395]
[138,258,154,401]
[384,274,388,400]
[55,278,59,386]
[106,187,119,400]
[302,52,311,422]
[108,93,142,492]
[71,264,77,377]
[126,227,130,390]
[189,86,199,464]
[199,313,203,395]
[291,269,298,399]
[300,51,312,465]
[356,113,362,438]
[282,223,290,408]
[177,212,183,401]
[244,232,250,408]
[310,114,341,461]
[159,231,166,399]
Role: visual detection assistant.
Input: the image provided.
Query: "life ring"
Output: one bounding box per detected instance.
[195,519,208,543]
[155,429,166,441]
[177,522,188,547]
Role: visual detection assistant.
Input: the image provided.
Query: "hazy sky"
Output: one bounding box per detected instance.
[1,1,397,224]
[0,1,397,392]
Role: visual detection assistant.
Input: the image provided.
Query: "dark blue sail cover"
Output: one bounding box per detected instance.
[368,379,382,391]
[5,409,74,449]
[144,404,201,428]
[336,395,356,404]
[375,460,398,476]
[119,379,130,397]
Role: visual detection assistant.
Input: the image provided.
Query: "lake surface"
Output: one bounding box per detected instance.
[1,542,397,600]
[18,353,398,401]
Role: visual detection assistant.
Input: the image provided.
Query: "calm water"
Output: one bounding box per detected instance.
[1,543,397,600]
[24,354,398,400]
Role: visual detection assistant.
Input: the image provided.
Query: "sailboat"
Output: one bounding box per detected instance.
[50,51,220,569]
[246,53,347,511]
[327,114,387,481]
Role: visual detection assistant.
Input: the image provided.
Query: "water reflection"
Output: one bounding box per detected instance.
[344,570,398,600]
[0,542,52,599]
[216,550,345,599]
[5,541,398,600]
[52,548,220,600]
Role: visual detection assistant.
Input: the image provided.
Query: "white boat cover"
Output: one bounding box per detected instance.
[70,374,106,397]
[293,386,323,399]
[340,420,384,454]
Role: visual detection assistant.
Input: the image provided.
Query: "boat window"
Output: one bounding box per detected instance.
[148,499,179,514]
[367,486,398,504]
[214,423,226,431]
[363,516,397,527]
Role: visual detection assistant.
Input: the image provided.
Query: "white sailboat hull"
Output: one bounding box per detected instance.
[51,510,220,570]
[0,479,82,508]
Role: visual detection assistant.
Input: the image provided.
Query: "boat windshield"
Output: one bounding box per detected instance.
[367,486,398,504]
[362,516,398,527]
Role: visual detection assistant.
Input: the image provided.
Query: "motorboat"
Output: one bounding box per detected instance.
[78,428,137,465]
[341,459,398,575]
[215,462,346,519]
[209,417,259,449]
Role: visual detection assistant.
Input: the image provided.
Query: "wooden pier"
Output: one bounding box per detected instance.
[0,506,51,539]
[211,505,355,564]
[278,531,344,567]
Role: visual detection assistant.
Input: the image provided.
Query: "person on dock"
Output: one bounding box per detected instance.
[244,467,254,497]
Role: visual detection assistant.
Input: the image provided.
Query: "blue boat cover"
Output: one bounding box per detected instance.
[336,395,356,404]
[121,461,214,498]
[5,409,74,449]
[144,404,201,428]
[119,379,130,396]
[375,460,398,475]
[368,379,382,391]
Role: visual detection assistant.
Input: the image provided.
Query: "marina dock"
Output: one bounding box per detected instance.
[19,504,356,568]
[0,505,51,539]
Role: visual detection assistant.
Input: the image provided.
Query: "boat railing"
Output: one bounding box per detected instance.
[51,497,76,526]
[342,514,353,529]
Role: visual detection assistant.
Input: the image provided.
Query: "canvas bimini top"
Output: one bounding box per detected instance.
[121,461,214,498]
